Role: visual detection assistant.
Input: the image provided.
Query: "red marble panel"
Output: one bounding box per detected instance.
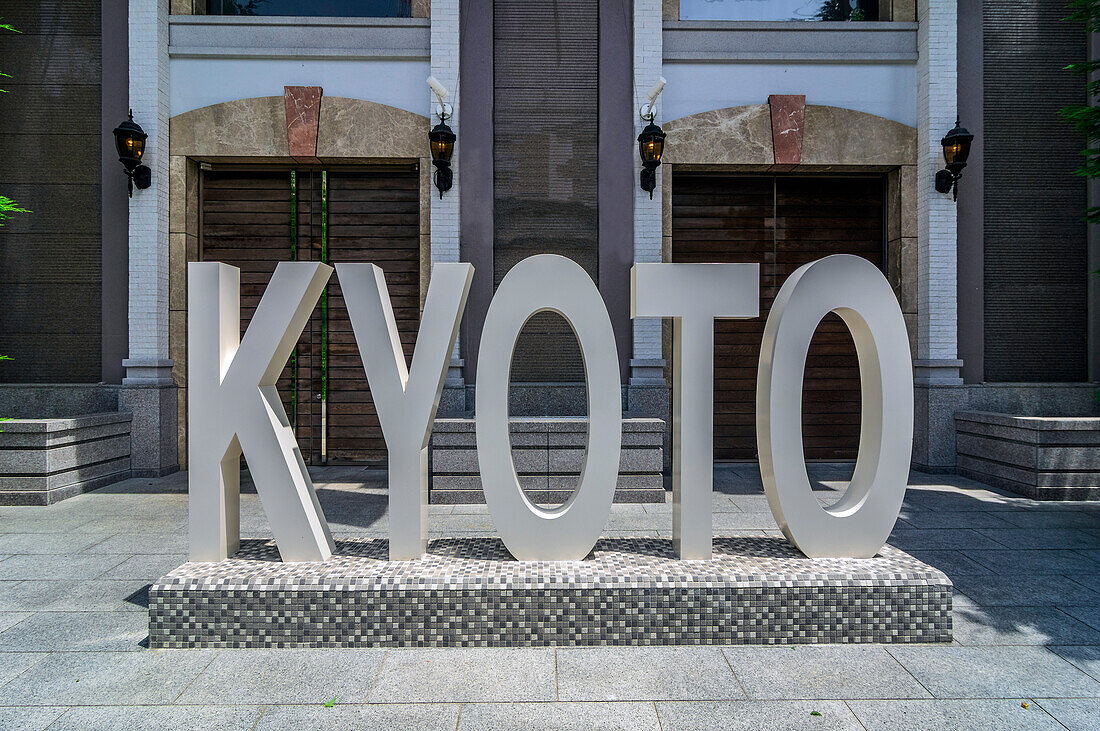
[284,86,323,164]
[768,94,806,168]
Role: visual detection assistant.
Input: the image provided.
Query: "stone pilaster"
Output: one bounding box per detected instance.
[915,0,962,386]
[123,0,177,476]
[431,0,465,413]
[913,0,965,473]
[631,0,665,388]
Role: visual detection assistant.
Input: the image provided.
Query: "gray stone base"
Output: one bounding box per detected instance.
[148,537,952,648]
[0,412,132,505]
[956,411,1100,500]
[430,418,666,504]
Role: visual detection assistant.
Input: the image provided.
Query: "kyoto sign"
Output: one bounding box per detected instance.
[187,254,913,564]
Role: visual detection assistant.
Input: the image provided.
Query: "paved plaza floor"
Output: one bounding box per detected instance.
[0,464,1097,729]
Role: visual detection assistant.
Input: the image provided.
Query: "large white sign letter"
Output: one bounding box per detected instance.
[631,264,759,559]
[476,255,622,560]
[188,262,335,563]
[339,262,474,560]
[757,255,914,558]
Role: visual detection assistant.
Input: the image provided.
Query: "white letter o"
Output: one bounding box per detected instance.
[757,255,913,558]
[475,255,622,560]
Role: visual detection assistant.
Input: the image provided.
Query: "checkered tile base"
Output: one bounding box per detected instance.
[148,537,952,648]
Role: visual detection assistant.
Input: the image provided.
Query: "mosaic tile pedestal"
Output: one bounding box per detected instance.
[148,537,952,648]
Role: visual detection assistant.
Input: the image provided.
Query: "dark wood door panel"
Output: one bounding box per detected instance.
[201,167,420,465]
[672,174,885,461]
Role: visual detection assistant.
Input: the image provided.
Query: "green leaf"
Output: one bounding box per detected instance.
[324,697,336,708]
[810,710,823,717]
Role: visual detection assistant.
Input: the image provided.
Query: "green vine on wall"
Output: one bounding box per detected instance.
[0,20,26,424]
[1062,1,1100,225]
[0,20,28,225]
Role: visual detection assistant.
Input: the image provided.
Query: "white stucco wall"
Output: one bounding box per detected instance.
[662,62,917,127]
[169,58,431,117]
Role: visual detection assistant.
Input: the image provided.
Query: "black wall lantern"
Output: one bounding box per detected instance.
[638,116,666,200]
[429,116,456,199]
[934,118,973,201]
[112,109,151,197]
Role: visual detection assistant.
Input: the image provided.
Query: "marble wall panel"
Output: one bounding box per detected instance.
[663,105,773,166]
[800,105,916,167]
[170,96,290,158]
[316,97,428,161]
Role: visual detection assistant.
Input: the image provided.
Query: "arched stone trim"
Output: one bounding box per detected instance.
[168,96,431,466]
[170,96,429,161]
[663,104,916,168]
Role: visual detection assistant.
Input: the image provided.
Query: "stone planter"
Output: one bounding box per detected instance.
[955,411,1100,500]
[0,412,132,505]
[430,417,666,504]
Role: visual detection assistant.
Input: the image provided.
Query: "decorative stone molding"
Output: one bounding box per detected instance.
[284,86,323,164]
[768,95,805,168]
[664,104,916,168]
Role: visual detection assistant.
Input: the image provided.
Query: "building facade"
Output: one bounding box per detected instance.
[0,0,1096,500]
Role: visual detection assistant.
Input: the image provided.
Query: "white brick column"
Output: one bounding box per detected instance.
[915,0,963,384]
[431,0,464,391]
[121,0,177,474]
[631,0,665,386]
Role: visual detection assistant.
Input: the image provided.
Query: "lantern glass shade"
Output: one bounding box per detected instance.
[638,122,666,166]
[112,111,148,170]
[429,122,456,163]
[941,121,973,168]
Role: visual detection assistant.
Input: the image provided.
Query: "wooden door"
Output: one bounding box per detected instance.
[672,174,886,461]
[200,166,420,465]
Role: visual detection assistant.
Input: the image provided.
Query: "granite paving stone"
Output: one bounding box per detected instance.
[0,651,46,688]
[255,704,461,730]
[951,605,1100,645]
[903,549,996,577]
[997,510,1100,529]
[0,613,31,634]
[721,646,930,700]
[1051,645,1100,682]
[458,701,661,730]
[0,554,126,581]
[654,700,861,730]
[556,647,744,701]
[848,699,1064,730]
[174,648,386,705]
[0,579,152,612]
[965,549,1100,576]
[888,646,1100,698]
[975,528,1100,550]
[895,510,1015,530]
[1033,698,1100,731]
[888,529,1006,550]
[80,533,190,554]
[0,532,111,554]
[0,610,150,652]
[48,705,263,731]
[0,650,218,706]
[952,573,1100,607]
[0,707,66,731]
[98,553,187,581]
[369,648,556,703]
[1060,605,1100,632]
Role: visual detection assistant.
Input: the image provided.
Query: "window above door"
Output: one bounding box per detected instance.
[205,0,412,17]
[680,0,880,22]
